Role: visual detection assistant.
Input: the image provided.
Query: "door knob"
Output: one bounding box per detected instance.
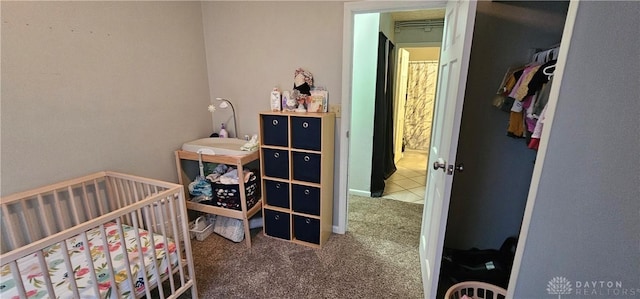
[433,158,446,172]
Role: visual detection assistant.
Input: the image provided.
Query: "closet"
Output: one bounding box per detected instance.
[436,1,569,295]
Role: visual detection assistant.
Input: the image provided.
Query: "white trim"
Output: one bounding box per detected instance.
[338,0,448,240]
[332,225,341,234]
[506,1,580,297]
[348,189,371,198]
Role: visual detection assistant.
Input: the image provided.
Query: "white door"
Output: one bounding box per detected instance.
[394,48,410,163]
[419,1,477,298]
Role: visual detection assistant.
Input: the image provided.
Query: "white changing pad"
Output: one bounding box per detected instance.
[181,138,256,157]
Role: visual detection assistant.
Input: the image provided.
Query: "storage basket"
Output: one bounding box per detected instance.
[190,216,213,241]
[204,173,260,211]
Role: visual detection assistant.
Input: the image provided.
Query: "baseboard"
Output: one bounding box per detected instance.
[332,225,345,234]
[348,189,370,197]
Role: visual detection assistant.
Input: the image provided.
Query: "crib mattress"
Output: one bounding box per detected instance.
[0,222,179,299]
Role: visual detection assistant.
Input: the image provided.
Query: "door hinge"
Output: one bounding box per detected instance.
[447,163,464,175]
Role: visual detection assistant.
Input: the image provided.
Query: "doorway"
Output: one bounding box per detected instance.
[385,46,440,203]
[345,10,445,200]
[340,1,571,298]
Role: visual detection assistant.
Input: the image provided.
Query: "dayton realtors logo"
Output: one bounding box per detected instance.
[547,276,572,298]
[547,276,640,297]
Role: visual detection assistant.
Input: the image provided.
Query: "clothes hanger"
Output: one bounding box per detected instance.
[543,64,556,80]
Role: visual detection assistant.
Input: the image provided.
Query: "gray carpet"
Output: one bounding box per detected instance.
[188,195,424,298]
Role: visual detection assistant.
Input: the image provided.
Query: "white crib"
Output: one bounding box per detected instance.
[0,171,198,299]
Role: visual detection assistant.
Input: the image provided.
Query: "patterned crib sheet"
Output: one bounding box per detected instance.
[0,222,179,299]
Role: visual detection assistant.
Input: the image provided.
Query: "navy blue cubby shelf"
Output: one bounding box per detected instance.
[259,111,335,248]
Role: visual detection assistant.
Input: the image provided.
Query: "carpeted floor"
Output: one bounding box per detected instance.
[186,195,424,298]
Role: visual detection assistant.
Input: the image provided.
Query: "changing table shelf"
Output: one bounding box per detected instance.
[174,149,261,248]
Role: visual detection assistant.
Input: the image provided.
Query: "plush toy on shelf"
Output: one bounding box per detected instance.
[292,68,313,112]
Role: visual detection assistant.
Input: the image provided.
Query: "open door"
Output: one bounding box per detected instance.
[393,48,410,164]
[419,1,477,298]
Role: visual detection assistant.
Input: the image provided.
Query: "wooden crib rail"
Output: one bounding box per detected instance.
[0,171,198,299]
[0,171,177,253]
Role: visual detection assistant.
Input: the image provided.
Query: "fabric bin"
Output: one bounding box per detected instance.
[201,173,260,211]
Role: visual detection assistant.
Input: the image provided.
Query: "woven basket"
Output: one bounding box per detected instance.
[205,173,259,211]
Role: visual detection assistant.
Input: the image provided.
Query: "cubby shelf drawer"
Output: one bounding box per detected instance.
[291,116,322,151]
[262,115,289,147]
[291,152,321,183]
[264,179,290,209]
[293,215,320,245]
[262,148,289,179]
[264,209,290,240]
[291,184,320,216]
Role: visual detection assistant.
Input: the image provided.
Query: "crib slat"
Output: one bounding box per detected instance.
[94,179,106,216]
[59,241,81,298]
[36,250,57,298]
[20,199,38,244]
[9,261,27,298]
[98,223,120,297]
[119,179,133,225]
[124,179,133,206]
[166,195,187,285]
[1,205,20,250]
[115,218,137,297]
[144,205,166,299]
[36,194,53,236]
[113,178,128,224]
[52,190,67,232]
[145,184,158,233]
[80,231,101,298]
[177,188,198,298]
[81,182,94,219]
[130,211,153,299]
[131,181,145,230]
[67,186,81,226]
[103,177,115,212]
[156,200,177,294]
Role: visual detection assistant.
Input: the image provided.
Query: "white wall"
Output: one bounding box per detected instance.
[379,12,394,42]
[513,1,640,296]
[200,1,345,224]
[394,25,443,44]
[406,47,440,61]
[201,1,343,137]
[347,13,379,196]
[1,1,211,195]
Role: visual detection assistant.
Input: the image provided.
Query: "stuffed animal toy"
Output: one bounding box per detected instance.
[282,90,297,111]
[293,68,313,111]
[294,68,313,96]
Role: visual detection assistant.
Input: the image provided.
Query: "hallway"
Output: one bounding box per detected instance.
[382,150,428,204]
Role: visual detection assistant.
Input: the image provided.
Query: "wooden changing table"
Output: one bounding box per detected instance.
[174,149,262,248]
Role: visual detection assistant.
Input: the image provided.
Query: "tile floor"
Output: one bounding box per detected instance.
[382,150,428,204]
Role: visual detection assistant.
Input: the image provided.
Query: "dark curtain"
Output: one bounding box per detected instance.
[370,32,397,197]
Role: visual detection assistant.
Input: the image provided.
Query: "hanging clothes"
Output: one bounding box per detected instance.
[533,76,554,117]
[506,64,540,138]
[528,104,549,150]
[494,45,558,148]
[526,60,556,97]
